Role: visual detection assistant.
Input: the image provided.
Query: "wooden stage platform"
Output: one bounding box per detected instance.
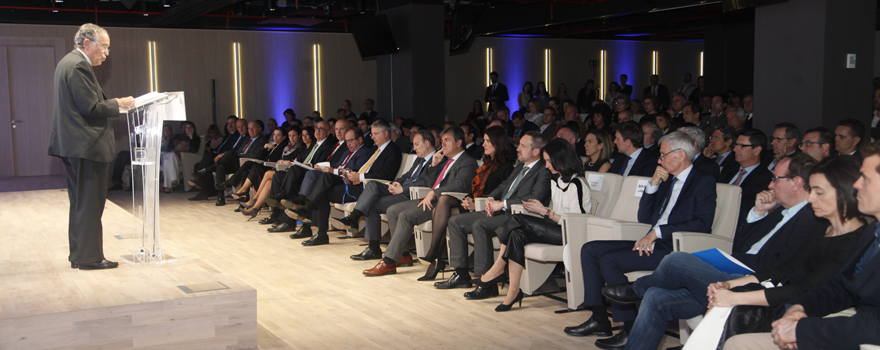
[0,189,681,350]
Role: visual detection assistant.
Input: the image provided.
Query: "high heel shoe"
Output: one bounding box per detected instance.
[495,289,524,312]
[474,273,507,288]
[231,192,249,202]
[241,206,260,220]
[417,259,447,281]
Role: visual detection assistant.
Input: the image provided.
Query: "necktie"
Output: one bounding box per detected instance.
[339,151,354,168]
[403,158,426,186]
[617,156,631,176]
[733,168,747,186]
[657,177,679,219]
[715,154,724,165]
[492,84,496,94]
[303,142,320,163]
[239,138,254,155]
[358,148,382,174]
[327,142,341,161]
[652,86,657,96]
[855,226,880,275]
[431,158,455,190]
[502,166,531,201]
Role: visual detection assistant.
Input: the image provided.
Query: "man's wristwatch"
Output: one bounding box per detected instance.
[543,210,552,220]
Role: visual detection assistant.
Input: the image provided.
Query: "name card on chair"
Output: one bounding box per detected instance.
[587,174,604,191]
[635,179,650,197]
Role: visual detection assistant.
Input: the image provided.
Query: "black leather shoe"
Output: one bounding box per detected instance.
[463,284,499,300]
[188,193,210,201]
[350,246,382,260]
[602,282,641,305]
[288,225,312,239]
[285,208,311,223]
[70,261,79,269]
[77,259,119,270]
[302,232,329,246]
[258,217,277,225]
[434,272,473,289]
[595,330,629,349]
[268,222,296,233]
[215,196,226,206]
[563,318,613,337]
[329,216,357,230]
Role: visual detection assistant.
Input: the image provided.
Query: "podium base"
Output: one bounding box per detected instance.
[120,252,178,265]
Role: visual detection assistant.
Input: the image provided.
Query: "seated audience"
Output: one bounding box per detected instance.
[722,129,774,228]
[189,120,269,206]
[565,131,716,349]
[583,129,613,173]
[162,121,200,193]
[680,126,720,180]
[799,127,835,162]
[608,122,659,177]
[461,123,484,160]
[836,118,865,158]
[763,122,800,171]
[415,126,515,281]
[472,139,592,311]
[362,126,477,276]
[709,125,738,180]
[641,122,662,158]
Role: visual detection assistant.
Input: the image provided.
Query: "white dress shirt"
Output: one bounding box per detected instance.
[644,165,693,239]
[503,158,540,209]
[728,163,759,186]
[624,148,643,177]
[358,140,391,182]
[744,200,809,254]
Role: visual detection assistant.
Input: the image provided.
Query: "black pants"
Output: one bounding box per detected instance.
[499,214,563,267]
[62,157,110,264]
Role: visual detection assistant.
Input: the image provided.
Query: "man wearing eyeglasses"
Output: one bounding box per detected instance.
[765,123,800,171]
[709,126,738,180]
[800,127,835,162]
[668,92,687,121]
[722,129,774,228]
[49,23,135,270]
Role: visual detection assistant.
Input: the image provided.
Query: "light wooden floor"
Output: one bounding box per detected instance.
[6,188,682,349]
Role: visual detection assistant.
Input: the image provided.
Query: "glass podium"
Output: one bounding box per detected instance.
[121,91,186,265]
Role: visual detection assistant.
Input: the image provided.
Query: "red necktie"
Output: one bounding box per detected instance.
[327,142,341,161]
[239,138,254,155]
[339,151,354,168]
[733,168,747,186]
[431,159,455,190]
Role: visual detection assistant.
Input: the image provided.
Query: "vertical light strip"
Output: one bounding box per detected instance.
[313,44,321,113]
[233,42,242,119]
[600,49,607,98]
[652,50,659,75]
[485,47,493,87]
[148,41,157,92]
[700,51,704,76]
[544,49,551,92]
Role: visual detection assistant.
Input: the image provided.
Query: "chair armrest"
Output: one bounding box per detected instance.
[441,192,468,200]
[672,232,734,253]
[474,197,489,212]
[264,162,276,168]
[613,221,653,241]
[239,157,259,166]
[276,163,290,171]
[364,179,391,185]
[409,186,431,200]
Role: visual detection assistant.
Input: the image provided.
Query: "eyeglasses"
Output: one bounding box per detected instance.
[91,40,109,54]
[315,127,328,131]
[772,175,793,183]
[345,138,357,142]
[733,143,758,148]
[800,140,826,147]
[771,137,791,142]
[659,148,682,160]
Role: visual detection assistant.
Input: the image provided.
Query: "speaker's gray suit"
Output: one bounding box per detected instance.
[48,50,120,264]
[447,160,552,275]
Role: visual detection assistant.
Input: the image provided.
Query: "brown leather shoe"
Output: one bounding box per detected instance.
[363,260,397,276]
[398,255,414,267]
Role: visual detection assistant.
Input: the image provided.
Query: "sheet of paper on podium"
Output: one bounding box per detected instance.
[120,91,187,121]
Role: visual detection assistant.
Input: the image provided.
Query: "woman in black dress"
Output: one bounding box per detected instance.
[583,129,612,173]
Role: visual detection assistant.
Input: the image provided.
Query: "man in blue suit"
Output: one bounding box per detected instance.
[565,131,717,349]
[608,122,660,177]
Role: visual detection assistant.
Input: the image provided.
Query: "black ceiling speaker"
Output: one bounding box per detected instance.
[350,14,399,58]
[449,0,488,55]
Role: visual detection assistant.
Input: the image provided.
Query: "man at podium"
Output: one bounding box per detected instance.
[47,23,135,270]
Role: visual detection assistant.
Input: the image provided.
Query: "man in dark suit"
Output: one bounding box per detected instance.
[711,125,739,181]
[799,127,835,162]
[357,115,374,148]
[485,71,509,107]
[391,123,412,154]
[360,98,378,122]
[363,127,479,276]
[460,123,484,160]
[508,112,538,145]
[721,129,775,229]
[723,148,880,350]
[332,130,438,260]
[539,107,560,139]
[291,128,370,212]
[619,74,633,98]
[566,131,717,349]
[438,131,552,297]
[609,122,659,177]
[193,116,244,173]
[191,120,271,206]
[705,94,730,129]
[680,126,720,180]
[743,94,754,130]
[48,24,135,270]
[596,153,818,350]
[642,75,670,110]
[763,122,800,171]
[286,119,402,246]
